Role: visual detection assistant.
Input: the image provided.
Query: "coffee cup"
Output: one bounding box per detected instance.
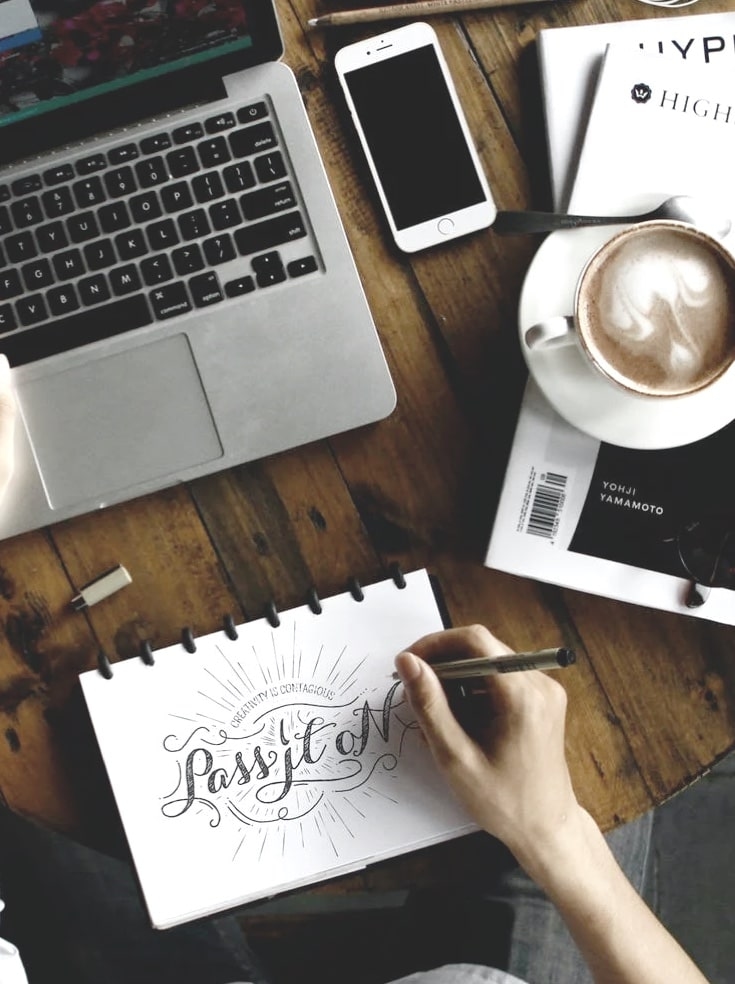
[524,220,735,399]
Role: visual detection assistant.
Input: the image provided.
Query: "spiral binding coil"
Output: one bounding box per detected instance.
[98,566,409,676]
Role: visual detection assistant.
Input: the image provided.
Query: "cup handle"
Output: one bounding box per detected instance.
[525,316,576,350]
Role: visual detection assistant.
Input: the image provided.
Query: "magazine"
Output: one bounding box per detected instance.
[486,46,735,625]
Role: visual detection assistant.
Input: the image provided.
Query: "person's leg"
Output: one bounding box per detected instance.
[491,811,654,984]
[0,807,270,984]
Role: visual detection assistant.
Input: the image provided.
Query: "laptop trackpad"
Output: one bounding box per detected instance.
[18,335,223,510]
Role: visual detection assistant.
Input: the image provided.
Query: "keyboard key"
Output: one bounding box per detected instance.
[105,166,137,198]
[84,239,117,271]
[99,201,131,234]
[223,161,256,194]
[172,243,204,276]
[130,191,162,224]
[141,254,174,286]
[141,133,171,154]
[0,206,12,235]
[0,295,152,367]
[209,200,241,231]
[5,231,37,264]
[53,249,84,280]
[229,122,277,159]
[251,250,286,288]
[254,151,287,183]
[110,264,142,296]
[11,197,43,228]
[224,275,255,297]
[161,181,193,213]
[173,122,204,144]
[237,102,268,124]
[177,209,210,241]
[73,176,106,207]
[189,271,223,307]
[43,164,75,186]
[0,243,4,267]
[203,234,235,266]
[288,256,318,278]
[11,175,42,195]
[48,283,80,317]
[198,137,230,169]
[16,293,48,327]
[150,282,191,320]
[136,157,168,188]
[37,221,69,253]
[22,258,53,291]
[108,143,139,164]
[192,172,224,204]
[41,186,75,219]
[0,304,16,333]
[147,218,179,251]
[205,112,236,133]
[0,186,9,203]
[241,181,296,221]
[235,211,306,256]
[78,274,111,306]
[76,154,107,175]
[167,147,199,178]
[0,270,22,300]
[67,211,100,243]
[115,228,148,261]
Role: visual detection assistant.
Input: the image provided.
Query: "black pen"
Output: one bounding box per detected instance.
[393,647,576,680]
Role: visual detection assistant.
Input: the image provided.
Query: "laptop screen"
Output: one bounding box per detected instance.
[0,0,264,130]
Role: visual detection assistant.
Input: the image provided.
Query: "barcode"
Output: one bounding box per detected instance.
[526,472,568,539]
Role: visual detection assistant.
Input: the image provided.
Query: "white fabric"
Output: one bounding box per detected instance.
[0,900,29,984]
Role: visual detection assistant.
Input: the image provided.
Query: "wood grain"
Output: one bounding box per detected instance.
[0,0,733,896]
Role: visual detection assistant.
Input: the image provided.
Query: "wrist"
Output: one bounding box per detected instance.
[508,804,601,893]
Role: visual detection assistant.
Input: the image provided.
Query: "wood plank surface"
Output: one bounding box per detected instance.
[1,0,734,896]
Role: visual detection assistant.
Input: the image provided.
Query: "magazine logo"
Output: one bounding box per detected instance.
[631,83,652,104]
[600,482,664,516]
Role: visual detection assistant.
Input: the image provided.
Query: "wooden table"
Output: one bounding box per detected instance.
[1,0,734,882]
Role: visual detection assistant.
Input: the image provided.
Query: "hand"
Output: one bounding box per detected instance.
[0,355,15,505]
[395,624,581,863]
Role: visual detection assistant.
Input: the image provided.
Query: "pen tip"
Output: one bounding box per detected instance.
[307,17,318,25]
[558,648,576,667]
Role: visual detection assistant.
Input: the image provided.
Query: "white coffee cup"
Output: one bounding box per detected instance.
[524,220,735,399]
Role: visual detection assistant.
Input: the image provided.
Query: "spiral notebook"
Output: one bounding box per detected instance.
[79,569,476,929]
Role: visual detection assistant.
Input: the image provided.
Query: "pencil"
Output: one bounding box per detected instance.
[308,0,557,28]
[392,647,576,680]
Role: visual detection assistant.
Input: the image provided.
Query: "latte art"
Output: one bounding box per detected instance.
[578,226,735,396]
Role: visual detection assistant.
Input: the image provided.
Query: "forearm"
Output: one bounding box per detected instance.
[511,807,709,984]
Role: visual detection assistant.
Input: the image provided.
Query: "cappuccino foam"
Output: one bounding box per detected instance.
[578,226,735,396]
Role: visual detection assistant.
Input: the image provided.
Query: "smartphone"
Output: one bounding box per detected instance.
[335,22,496,253]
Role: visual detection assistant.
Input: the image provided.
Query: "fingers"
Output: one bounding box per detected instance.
[0,355,15,501]
[394,651,477,766]
[409,624,514,663]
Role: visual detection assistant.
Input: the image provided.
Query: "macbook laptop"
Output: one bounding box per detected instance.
[0,0,395,540]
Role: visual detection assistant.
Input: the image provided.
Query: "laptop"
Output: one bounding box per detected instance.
[0,0,395,540]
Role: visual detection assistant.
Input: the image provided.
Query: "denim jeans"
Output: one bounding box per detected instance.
[0,806,652,984]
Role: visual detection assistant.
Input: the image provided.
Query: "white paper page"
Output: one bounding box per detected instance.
[568,44,735,235]
[536,11,735,209]
[80,570,475,929]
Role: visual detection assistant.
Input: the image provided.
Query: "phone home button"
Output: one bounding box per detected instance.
[437,217,455,236]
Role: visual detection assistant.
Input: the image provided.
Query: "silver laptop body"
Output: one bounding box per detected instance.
[0,0,395,539]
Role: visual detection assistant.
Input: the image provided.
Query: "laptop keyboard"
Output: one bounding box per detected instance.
[0,99,319,367]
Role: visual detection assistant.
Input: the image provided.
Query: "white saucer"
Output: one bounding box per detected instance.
[518,225,735,449]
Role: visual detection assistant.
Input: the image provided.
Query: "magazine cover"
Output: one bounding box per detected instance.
[486,381,735,624]
[487,46,735,625]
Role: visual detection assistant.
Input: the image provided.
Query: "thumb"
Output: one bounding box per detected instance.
[394,651,471,766]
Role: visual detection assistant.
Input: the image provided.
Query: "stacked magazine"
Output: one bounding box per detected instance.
[485,11,735,626]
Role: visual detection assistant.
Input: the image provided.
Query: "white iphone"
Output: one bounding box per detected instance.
[335,22,496,253]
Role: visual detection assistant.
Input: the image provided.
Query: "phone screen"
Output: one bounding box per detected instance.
[342,44,487,231]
